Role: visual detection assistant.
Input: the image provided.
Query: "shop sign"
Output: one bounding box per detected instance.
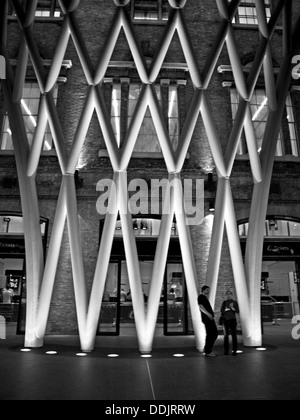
[264,243,299,257]
[240,241,300,257]
[0,237,25,254]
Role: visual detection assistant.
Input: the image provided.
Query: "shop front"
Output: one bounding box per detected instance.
[98,218,192,337]
[0,236,26,330]
[0,215,48,334]
[240,219,300,323]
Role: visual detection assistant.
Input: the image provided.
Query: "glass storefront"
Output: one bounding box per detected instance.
[98,217,190,337]
[97,260,189,336]
[239,218,300,322]
[0,215,48,335]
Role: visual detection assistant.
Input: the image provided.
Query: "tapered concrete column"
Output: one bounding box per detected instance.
[1,59,44,349]
[83,175,119,352]
[35,183,67,340]
[173,175,205,351]
[145,176,176,352]
[118,172,147,352]
[65,174,88,346]
[245,43,297,347]
[206,177,226,308]
[223,179,251,343]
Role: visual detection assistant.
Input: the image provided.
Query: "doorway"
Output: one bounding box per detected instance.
[0,258,25,328]
[97,260,189,336]
[261,260,300,320]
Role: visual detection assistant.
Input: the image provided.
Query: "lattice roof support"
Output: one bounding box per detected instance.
[0,0,206,353]
[2,0,300,353]
[1,0,45,348]
[206,0,300,347]
[245,3,300,346]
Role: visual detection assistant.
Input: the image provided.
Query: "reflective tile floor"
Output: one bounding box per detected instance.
[0,319,299,400]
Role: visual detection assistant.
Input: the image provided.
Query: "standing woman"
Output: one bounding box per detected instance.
[220,291,239,356]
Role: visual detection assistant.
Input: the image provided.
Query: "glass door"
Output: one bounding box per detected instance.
[98,262,120,335]
[164,263,188,335]
[119,261,153,335]
[98,260,189,336]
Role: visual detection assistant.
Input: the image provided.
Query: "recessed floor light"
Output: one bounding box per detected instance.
[173,354,185,358]
[76,353,88,357]
[107,354,119,358]
[20,348,31,352]
[141,354,152,358]
[46,351,57,355]
[256,347,267,351]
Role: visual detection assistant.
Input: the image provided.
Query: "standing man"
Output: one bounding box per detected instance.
[220,290,240,356]
[198,285,219,357]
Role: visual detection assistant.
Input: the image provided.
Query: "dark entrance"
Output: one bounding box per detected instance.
[97,231,190,336]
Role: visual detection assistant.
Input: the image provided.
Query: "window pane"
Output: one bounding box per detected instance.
[114,218,178,237]
[238,223,249,236]
[1,118,13,150]
[111,84,121,146]
[228,0,271,25]
[35,0,61,18]
[267,220,289,236]
[134,1,158,20]
[110,82,180,154]
[162,0,169,20]
[98,263,119,334]
[230,88,297,157]
[168,85,179,151]
[286,94,298,157]
[11,1,61,18]
[289,222,300,237]
[128,84,162,152]
[133,0,169,21]
[1,82,57,151]
[240,220,300,238]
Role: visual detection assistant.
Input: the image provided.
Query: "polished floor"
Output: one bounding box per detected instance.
[0,319,299,401]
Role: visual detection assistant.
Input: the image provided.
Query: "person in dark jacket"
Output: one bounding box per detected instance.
[198,285,219,357]
[220,290,239,356]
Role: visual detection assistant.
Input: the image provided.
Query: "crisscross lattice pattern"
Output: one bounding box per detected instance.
[1,0,300,352]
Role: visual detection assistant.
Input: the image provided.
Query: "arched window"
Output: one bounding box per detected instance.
[238,218,300,237]
[0,215,47,236]
[114,218,178,237]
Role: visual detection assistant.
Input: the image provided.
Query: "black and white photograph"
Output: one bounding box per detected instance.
[0,0,300,403]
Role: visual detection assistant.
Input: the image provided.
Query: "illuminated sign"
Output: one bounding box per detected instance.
[0,237,25,254]
[240,241,300,257]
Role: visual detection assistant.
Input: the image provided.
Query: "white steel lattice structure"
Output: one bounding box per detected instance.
[0,0,300,353]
